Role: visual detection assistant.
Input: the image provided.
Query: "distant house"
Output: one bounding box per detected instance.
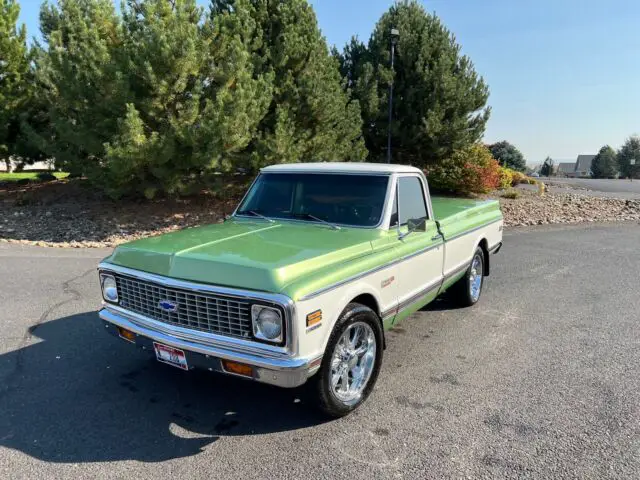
[573,154,595,178]
[557,162,576,177]
[543,155,596,177]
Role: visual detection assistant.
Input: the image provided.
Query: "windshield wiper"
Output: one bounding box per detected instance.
[292,213,341,230]
[237,210,275,223]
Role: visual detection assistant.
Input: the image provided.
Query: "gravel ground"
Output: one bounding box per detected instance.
[2,178,640,247]
[1,223,639,479]
[495,189,640,226]
[0,179,244,248]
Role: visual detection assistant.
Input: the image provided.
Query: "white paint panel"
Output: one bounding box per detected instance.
[443,221,503,276]
[395,236,444,308]
[292,219,502,362]
[294,262,399,359]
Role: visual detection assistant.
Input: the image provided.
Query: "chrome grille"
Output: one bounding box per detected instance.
[114,274,252,339]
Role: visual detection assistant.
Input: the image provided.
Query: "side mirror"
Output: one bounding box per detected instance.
[407,218,427,232]
[399,217,426,240]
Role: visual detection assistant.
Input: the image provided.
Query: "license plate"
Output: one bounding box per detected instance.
[153,342,188,370]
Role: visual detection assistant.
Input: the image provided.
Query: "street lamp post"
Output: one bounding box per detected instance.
[387,28,399,164]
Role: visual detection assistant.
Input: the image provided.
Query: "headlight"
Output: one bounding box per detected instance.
[100,274,118,303]
[251,305,283,343]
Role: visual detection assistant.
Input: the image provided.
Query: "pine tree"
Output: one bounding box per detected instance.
[541,156,554,177]
[617,136,640,179]
[195,0,275,173]
[37,0,366,197]
[37,0,127,177]
[590,145,618,179]
[104,0,210,197]
[223,0,367,169]
[337,0,490,166]
[0,0,30,171]
[37,0,264,197]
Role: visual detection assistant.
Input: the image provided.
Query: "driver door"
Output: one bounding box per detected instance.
[390,175,444,322]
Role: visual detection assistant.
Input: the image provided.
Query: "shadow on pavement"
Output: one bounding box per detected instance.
[420,294,466,312]
[0,312,327,463]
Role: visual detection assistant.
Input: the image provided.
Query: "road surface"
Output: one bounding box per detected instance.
[542,177,640,199]
[1,223,639,479]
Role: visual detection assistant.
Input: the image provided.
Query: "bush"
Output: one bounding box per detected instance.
[498,167,528,188]
[501,189,520,199]
[498,167,513,189]
[426,144,500,195]
[511,171,527,185]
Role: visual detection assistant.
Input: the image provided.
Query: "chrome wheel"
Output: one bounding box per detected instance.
[329,321,377,406]
[469,254,483,302]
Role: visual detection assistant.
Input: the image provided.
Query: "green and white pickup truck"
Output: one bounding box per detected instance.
[98,163,503,416]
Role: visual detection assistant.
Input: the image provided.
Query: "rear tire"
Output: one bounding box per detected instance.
[311,303,383,418]
[453,247,485,307]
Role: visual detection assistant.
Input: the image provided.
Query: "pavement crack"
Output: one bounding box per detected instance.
[0,267,95,398]
[26,267,94,340]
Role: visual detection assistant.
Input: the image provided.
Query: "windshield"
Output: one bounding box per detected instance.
[236,173,390,227]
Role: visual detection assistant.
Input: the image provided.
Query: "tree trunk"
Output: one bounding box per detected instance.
[3,158,12,173]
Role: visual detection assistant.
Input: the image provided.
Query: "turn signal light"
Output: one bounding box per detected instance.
[306,309,322,327]
[221,360,254,377]
[118,327,136,343]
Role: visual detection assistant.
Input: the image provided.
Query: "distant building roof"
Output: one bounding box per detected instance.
[558,162,576,173]
[575,154,596,173]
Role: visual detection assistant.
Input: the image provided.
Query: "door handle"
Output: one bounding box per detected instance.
[431,234,442,241]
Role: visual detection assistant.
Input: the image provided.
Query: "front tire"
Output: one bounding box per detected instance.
[453,247,485,307]
[312,303,383,418]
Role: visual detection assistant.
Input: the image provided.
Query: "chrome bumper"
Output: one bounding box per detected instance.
[99,308,320,388]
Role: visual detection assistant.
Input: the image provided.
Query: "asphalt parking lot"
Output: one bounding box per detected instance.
[1,223,639,479]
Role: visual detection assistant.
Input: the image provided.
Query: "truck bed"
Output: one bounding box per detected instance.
[431,196,503,240]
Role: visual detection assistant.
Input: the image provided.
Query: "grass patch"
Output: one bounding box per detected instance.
[0,172,69,182]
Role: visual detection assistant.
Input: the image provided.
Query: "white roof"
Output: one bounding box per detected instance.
[261,162,422,174]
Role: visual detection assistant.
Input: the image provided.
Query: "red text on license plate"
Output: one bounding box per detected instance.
[153,342,188,370]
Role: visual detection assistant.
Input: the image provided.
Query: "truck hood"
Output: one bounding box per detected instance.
[104,219,382,294]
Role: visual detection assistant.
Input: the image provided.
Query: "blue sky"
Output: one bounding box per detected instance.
[17,0,640,166]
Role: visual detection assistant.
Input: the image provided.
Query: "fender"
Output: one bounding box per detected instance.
[322,284,385,349]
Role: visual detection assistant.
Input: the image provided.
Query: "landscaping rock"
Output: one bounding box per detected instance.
[0,178,244,248]
[1,179,639,248]
[492,190,640,227]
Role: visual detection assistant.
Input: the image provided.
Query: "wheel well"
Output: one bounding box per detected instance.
[351,293,380,317]
[350,293,386,349]
[478,238,490,276]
